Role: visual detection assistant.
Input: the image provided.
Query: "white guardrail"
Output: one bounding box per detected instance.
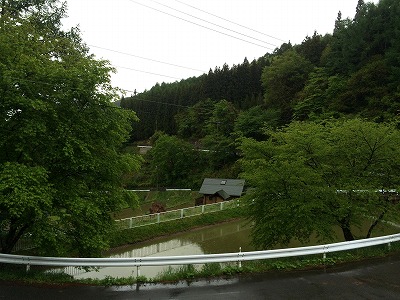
[1,233,399,269]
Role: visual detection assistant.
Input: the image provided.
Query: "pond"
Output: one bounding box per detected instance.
[72,219,254,280]
[63,218,398,280]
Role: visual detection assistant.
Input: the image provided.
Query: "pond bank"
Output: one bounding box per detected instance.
[109,208,243,249]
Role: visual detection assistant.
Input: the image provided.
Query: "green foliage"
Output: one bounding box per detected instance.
[295,31,329,66]
[205,100,238,136]
[200,100,239,169]
[240,119,400,249]
[0,1,141,256]
[147,134,205,188]
[262,50,314,123]
[234,106,280,140]
[175,98,215,139]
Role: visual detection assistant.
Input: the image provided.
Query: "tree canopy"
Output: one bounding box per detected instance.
[240,119,400,249]
[0,0,140,255]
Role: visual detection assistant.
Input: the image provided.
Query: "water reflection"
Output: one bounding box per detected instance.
[72,220,253,280]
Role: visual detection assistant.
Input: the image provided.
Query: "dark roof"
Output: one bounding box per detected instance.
[199,178,245,197]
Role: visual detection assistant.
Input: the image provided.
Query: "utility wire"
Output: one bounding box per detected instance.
[89,44,207,73]
[121,93,191,108]
[6,76,191,109]
[113,64,183,80]
[174,0,286,43]
[148,0,277,47]
[128,0,274,50]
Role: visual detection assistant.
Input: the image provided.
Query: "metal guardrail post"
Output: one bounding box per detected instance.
[323,246,327,261]
[136,265,141,292]
[238,247,242,268]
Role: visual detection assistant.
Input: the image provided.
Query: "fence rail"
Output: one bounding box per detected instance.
[1,233,399,269]
[115,199,239,229]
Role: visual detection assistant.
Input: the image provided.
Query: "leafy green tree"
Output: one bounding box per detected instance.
[148,134,203,188]
[0,1,140,255]
[240,119,400,249]
[175,98,215,139]
[295,31,329,66]
[262,50,313,123]
[201,100,239,169]
[340,56,390,115]
[205,99,238,136]
[234,106,279,140]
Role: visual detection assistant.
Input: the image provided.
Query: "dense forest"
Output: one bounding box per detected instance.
[121,57,268,140]
[121,0,400,188]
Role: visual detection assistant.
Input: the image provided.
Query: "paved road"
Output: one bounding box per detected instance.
[1,254,400,299]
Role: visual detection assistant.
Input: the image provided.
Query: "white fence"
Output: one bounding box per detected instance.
[1,233,399,271]
[115,199,240,229]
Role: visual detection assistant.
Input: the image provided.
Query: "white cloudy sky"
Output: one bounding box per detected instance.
[62,0,379,96]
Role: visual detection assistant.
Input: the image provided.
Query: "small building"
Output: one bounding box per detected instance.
[197,178,245,205]
[137,145,152,155]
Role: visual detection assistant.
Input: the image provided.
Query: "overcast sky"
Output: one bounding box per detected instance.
[62,0,379,96]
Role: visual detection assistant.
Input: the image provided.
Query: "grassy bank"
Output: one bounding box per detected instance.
[113,190,201,219]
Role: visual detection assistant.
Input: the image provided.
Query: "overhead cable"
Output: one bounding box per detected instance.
[112,64,183,80]
[89,44,207,73]
[149,0,277,47]
[127,0,274,50]
[174,0,286,43]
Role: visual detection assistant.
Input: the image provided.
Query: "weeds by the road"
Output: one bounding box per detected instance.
[151,242,399,283]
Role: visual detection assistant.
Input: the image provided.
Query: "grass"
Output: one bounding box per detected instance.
[0,264,76,285]
[151,242,400,283]
[113,190,201,219]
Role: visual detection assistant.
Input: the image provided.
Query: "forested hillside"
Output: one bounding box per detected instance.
[121,0,400,143]
[121,57,268,140]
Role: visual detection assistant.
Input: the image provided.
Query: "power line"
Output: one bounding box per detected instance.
[5,75,191,109]
[127,0,274,50]
[112,64,183,80]
[148,0,277,47]
[121,93,191,109]
[89,44,207,73]
[174,0,286,43]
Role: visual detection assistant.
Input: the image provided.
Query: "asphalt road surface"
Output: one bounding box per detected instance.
[1,254,400,299]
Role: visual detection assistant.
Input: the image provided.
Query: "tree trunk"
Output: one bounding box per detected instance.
[366,210,386,239]
[339,217,355,241]
[0,221,30,254]
[341,226,355,241]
